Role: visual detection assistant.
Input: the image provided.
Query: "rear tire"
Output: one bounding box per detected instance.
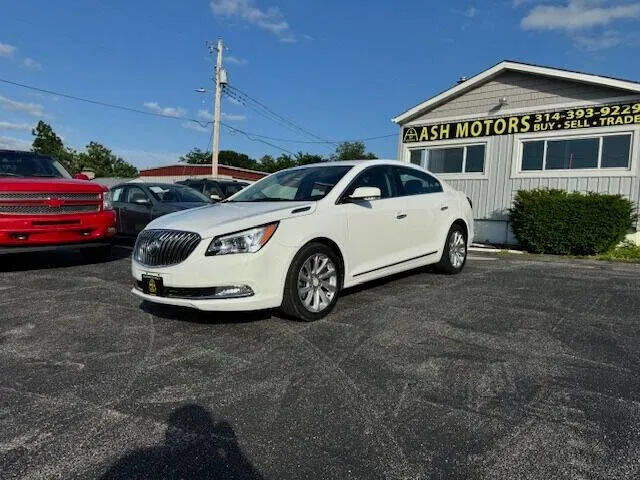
[435,224,467,274]
[280,242,342,322]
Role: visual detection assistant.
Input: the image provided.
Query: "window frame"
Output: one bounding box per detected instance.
[404,137,489,180]
[512,126,637,179]
[392,166,444,197]
[336,165,399,204]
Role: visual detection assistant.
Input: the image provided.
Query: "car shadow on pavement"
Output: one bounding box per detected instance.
[98,404,265,480]
[140,301,274,325]
[0,246,132,273]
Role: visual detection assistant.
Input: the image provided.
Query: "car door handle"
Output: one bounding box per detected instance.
[396,213,407,219]
[440,204,449,211]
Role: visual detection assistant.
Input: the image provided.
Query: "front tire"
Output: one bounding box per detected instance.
[280,243,342,322]
[435,224,467,274]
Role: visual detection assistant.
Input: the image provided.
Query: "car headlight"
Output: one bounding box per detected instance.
[206,222,279,256]
[103,192,113,211]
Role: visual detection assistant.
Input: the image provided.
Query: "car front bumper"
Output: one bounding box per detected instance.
[130,239,295,311]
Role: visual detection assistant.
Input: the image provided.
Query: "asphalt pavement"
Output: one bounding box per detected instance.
[1,248,640,479]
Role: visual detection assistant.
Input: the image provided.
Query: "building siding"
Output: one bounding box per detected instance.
[414,71,635,122]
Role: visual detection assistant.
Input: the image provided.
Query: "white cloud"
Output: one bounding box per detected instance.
[22,57,42,70]
[0,135,31,150]
[198,109,246,122]
[573,29,626,50]
[0,121,34,132]
[222,112,246,121]
[0,42,16,57]
[466,6,478,17]
[143,101,186,118]
[226,55,248,65]
[183,121,209,133]
[521,1,640,31]
[0,95,44,117]
[198,109,214,121]
[210,0,295,42]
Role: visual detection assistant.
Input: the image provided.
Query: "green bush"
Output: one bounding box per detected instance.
[509,189,637,256]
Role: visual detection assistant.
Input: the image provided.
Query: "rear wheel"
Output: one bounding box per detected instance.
[281,243,342,322]
[435,224,467,274]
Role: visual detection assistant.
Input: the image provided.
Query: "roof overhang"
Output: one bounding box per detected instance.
[392,60,640,125]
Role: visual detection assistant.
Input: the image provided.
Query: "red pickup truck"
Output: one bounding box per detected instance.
[0,149,117,259]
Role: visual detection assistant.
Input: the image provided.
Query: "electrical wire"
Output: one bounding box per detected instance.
[225,84,334,144]
[0,77,396,152]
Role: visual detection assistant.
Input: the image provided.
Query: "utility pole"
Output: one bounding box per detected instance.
[210,38,224,178]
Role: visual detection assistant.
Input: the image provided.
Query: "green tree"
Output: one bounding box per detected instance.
[179,148,211,165]
[77,142,138,178]
[294,152,324,166]
[31,121,78,173]
[330,141,377,161]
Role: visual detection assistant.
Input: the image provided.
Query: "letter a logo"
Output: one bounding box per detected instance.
[403,127,419,143]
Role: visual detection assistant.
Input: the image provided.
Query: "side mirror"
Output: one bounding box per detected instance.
[133,198,151,206]
[73,173,90,180]
[347,186,381,202]
[210,194,221,201]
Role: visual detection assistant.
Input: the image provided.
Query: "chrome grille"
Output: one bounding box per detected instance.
[134,229,202,267]
[0,204,100,214]
[0,192,101,201]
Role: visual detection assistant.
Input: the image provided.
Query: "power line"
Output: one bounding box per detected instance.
[225,84,333,144]
[0,77,296,155]
[0,77,396,152]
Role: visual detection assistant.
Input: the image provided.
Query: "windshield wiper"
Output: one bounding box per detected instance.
[31,174,61,178]
[0,173,22,177]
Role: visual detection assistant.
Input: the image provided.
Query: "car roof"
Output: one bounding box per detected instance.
[110,182,188,189]
[284,159,402,170]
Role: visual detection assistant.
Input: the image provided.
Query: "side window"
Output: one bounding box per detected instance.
[203,182,224,198]
[125,186,150,204]
[110,187,125,202]
[342,166,396,200]
[395,167,443,196]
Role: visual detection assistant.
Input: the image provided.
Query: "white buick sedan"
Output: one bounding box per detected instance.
[131,160,473,321]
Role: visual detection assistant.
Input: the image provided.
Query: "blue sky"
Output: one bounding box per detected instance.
[1,0,640,170]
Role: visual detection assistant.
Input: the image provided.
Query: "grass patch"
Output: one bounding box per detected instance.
[596,241,640,263]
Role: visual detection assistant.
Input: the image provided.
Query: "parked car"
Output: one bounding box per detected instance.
[109,182,212,237]
[176,178,249,202]
[0,149,116,259]
[130,160,474,322]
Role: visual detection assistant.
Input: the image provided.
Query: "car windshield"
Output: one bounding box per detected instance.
[228,165,353,202]
[221,183,247,196]
[0,151,72,179]
[148,185,211,203]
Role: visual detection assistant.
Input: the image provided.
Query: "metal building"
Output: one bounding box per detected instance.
[393,61,640,245]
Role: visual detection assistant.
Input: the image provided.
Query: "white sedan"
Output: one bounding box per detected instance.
[131,160,473,321]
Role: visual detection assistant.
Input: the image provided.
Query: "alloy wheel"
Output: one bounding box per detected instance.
[449,230,466,269]
[297,253,338,313]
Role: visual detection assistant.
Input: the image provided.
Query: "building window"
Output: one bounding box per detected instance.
[409,144,486,174]
[521,134,632,171]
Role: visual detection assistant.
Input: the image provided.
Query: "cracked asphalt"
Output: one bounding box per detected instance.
[1,247,640,479]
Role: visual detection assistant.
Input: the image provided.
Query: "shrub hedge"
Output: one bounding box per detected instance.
[509,189,637,256]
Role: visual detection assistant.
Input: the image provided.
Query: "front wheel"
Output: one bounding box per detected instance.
[280,243,342,322]
[435,224,467,274]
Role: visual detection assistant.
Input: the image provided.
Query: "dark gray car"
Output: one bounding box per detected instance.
[109,182,212,236]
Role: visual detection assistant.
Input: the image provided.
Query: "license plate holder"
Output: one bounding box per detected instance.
[142,274,164,296]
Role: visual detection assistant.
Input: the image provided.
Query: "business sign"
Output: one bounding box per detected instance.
[402,101,640,143]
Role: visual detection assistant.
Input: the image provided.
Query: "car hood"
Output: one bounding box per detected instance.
[0,177,107,193]
[161,201,211,212]
[146,201,316,238]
